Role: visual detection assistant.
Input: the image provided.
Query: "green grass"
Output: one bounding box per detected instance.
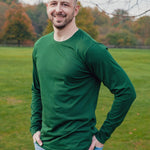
[0,47,150,150]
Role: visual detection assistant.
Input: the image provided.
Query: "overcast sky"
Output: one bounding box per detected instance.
[19,0,150,17]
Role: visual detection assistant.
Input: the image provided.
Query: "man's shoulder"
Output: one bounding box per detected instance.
[77,29,108,57]
[78,29,96,44]
[34,32,53,47]
[78,29,107,49]
[76,29,96,53]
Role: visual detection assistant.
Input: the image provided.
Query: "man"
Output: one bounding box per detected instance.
[30,0,136,150]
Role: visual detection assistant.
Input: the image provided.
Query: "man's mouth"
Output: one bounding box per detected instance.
[52,13,66,18]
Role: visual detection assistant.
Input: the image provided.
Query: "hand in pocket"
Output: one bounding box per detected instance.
[33,131,43,146]
[88,135,104,150]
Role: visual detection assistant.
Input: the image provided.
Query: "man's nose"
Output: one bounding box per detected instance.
[55,4,62,13]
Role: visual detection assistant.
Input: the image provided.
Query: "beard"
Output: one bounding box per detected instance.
[50,11,74,30]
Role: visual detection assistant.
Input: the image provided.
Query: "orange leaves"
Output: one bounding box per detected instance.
[2,2,36,45]
[129,128,137,135]
[129,113,139,135]
[76,6,99,40]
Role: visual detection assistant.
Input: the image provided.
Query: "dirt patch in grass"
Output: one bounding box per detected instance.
[5,97,23,105]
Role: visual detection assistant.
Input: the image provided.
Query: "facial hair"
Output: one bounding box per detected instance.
[51,11,75,30]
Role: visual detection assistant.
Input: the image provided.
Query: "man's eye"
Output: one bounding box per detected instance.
[62,3,69,7]
[50,2,57,6]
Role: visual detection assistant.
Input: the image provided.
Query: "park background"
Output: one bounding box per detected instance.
[0,0,150,149]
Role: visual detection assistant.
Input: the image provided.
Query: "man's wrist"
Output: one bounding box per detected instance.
[95,132,105,145]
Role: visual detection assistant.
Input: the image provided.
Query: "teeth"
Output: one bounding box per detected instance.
[52,13,66,17]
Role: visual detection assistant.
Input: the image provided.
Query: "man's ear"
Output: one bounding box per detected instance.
[74,5,80,17]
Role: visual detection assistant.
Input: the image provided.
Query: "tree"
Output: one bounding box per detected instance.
[89,7,112,43]
[111,9,132,27]
[133,16,150,45]
[91,7,110,27]
[2,2,36,46]
[0,2,9,40]
[82,0,150,18]
[0,0,18,5]
[76,6,98,40]
[43,20,53,35]
[25,3,48,37]
[106,29,136,47]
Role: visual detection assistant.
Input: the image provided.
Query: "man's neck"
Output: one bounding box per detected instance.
[53,21,78,42]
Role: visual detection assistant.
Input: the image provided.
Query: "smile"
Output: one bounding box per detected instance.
[52,13,67,18]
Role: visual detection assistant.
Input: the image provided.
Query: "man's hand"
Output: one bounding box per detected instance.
[88,135,104,150]
[33,131,43,146]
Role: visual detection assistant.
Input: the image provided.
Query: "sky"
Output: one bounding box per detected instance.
[19,0,150,17]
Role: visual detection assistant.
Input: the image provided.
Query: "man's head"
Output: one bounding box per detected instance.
[47,0,79,30]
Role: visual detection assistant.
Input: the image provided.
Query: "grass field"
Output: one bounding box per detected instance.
[0,47,150,150]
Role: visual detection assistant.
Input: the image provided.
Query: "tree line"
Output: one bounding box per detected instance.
[0,0,150,47]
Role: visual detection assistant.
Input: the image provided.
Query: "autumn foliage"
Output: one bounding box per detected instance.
[0,1,150,47]
[2,2,36,46]
[0,2,9,33]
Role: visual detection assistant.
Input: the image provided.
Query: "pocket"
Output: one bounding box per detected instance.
[94,147,103,150]
[34,142,45,150]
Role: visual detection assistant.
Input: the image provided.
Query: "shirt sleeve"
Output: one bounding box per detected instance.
[30,46,42,136]
[85,43,136,144]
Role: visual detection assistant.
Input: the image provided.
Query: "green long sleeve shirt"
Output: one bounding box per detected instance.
[30,29,136,150]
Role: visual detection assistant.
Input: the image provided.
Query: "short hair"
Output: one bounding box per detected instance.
[74,0,77,5]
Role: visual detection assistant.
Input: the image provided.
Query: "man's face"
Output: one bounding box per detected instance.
[47,0,78,29]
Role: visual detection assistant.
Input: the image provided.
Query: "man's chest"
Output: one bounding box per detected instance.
[36,46,90,83]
